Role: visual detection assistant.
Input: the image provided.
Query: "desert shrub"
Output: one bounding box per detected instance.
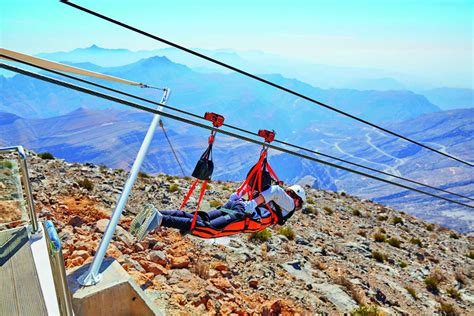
[377,215,388,221]
[391,216,403,225]
[209,200,222,208]
[38,152,54,160]
[352,209,362,217]
[116,168,125,173]
[183,176,191,181]
[449,232,459,239]
[168,184,179,193]
[467,252,474,260]
[322,206,333,215]
[138,171,151,178]
[306,197,315,204]
[410,238,423,247]
[351,305,380,316]
[405,286,418,300]
[437,303,458,316]
[373,233,386,242]
[447,288,461,300]
[357,230,367,238]
[278,227,295,240]
[206,184,213,190]
[340,191,347,196]
[371,251,386,263]
[387,237,402,248]
[426,224,435,231]
[0,160,14,169]
[249,229,272,242]
[399,261,408,268]
[77,179,94,191]
[424,276,439,294]
[378,227,386,234]
[304,205,317,215]
[334,275,365,305]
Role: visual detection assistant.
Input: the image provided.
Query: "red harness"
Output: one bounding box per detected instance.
[186,129,282,239]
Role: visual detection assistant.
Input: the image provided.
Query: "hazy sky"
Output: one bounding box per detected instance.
[1,0,473,88]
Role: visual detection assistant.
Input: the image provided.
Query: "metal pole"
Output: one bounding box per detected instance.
[78,88,171,286]
[18,147,40,234]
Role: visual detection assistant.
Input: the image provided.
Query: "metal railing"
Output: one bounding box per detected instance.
[43,220,74,316]
[0,146,40,234]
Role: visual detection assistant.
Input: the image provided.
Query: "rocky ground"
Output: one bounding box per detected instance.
[16,153,474,315]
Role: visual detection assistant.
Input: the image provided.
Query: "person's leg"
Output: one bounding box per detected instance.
[207,209,244,229]
[160,210,204,231]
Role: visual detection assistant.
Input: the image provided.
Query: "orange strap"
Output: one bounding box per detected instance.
[180,178,209,231]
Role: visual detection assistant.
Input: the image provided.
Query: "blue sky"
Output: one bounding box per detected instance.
[1,0,473,88]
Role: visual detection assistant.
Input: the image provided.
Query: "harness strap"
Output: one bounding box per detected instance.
[180,178,199,210]
[190,180,208,230]
[266,162,282,185]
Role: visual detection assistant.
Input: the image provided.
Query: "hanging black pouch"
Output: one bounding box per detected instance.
[246,158,272,193]
[192,143,214,180]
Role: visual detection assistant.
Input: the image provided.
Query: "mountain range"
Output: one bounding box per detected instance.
[1,49,472,233]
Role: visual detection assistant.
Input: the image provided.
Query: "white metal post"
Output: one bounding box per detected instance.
[78,88,171,286]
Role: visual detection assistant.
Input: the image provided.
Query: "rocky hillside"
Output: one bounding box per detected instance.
[25,153,473,315]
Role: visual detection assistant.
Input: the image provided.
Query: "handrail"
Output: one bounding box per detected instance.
[43,221,74,316]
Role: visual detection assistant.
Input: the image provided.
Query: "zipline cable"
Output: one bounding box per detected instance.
[159,119,186,177]
[3,53,472,202]
[59,0,473,168]
[3,62,472,209]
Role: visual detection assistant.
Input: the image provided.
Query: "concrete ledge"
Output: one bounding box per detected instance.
[67,257,162,316]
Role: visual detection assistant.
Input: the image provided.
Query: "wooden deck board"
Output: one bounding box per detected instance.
[0,227,48,316]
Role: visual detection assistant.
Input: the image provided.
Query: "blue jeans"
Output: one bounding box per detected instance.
[158,200,247,232]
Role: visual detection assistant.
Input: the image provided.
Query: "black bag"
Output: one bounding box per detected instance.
[246,159,272,192]
[192,143,214,180]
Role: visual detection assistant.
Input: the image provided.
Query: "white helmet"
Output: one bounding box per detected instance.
[288,185,306,203]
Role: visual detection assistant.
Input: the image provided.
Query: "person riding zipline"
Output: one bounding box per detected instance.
[129,113,304,240]
[130,184,306,241]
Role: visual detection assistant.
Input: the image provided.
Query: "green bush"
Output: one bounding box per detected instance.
[426,224,435,231]
[38,152,54,160]
[371,251,386,263]
[467,252,474,260]
[447,288,461,300]
[278,227,296,240]
[138,171,151,178]
[352,209,362,217]
[0,160,13,169]
[410,238,423,247]
[116,168,125,173]
[399,261,408,268]
[168,184,179,193]
[449,232,459,239]
[437,303,458,316]
[306,197,315,204]
[377,215,388,221]
[387,237,401,248]
[305,205,317,214]
[323,206,334,215]
[350,305,380,316]
[391,217,403,225]
[373,233,386,242]
[249,228,272,242]
[209,200,222,208]
[405,286,418,300]
[77,179,94,191]
[424,276,439,294]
